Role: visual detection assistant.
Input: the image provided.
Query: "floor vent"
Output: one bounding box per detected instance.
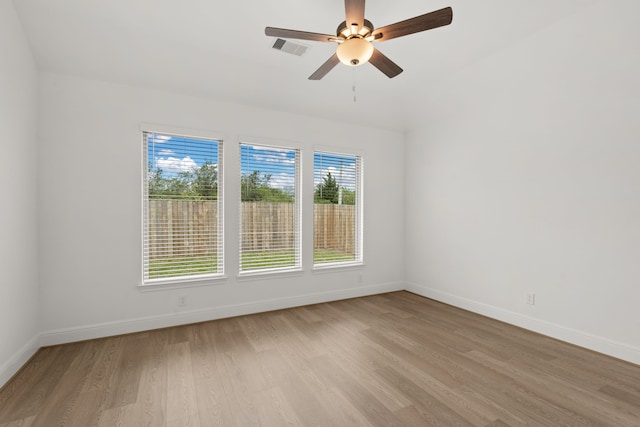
[272,38,308,56]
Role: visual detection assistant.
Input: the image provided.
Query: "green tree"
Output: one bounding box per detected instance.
[167,171,194,198]
[149,164,292,203]
[192,161,218,200]
[241,171,265,201]
[315,172,339,204]
[341,188,356,205]
[241,171,293,202]
[148,165,166,197]
[148,162,218,200]
[147,166,190,198]
[314,172,356,205]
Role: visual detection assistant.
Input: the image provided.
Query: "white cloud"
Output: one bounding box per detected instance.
[269,172,295,191]
[158,149,175,156]
[156,156,198,173]
[244,146,296,165]
[314,162,357,190]
[251,154,295,165]
[150,134,173,143]
[250,150,295,164]
[250,145,290,153]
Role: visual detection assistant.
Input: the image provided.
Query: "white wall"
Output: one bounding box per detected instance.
[0,0,40,385]
[8,0,637,383]
[37,72,405,344]
[405,1,640,364]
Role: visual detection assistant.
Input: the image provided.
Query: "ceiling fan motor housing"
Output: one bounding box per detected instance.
[336,19,374,38]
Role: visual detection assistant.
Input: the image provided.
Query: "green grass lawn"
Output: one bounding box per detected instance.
[148,255,218,278]
[241,250,295,271]
[313,249,355,264]
[148,249,355,278]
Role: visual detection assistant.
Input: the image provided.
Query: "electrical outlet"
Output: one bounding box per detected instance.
[357,274,363,283]
[178,296,187,307]
[526,293,536,306]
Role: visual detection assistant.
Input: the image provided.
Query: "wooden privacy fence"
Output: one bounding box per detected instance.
[148,200,355,259]
[313,203,356,254]
[241,202,296,253]
[147,200,218,259]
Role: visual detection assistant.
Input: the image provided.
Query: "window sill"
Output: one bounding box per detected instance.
[236,267,304,282]
[312,262,365,273]
[138,275,227,292]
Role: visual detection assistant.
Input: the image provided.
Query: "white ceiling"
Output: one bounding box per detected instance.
[14,0,598,131]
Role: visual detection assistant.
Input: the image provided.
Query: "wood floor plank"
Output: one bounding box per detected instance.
[105,335,146,410]
[236,313,276,352]
[320,332,412,412]
[1,291,639,426]
[96,403,137,427]
[377,365,477,426]
[380,321,608,424]
[599,384,640,410]
[0,416,35,427]
[189,325,234,426]
[130,329,168,426]
[308,354,403,426]
[251,387,304,427]
[468,350,610,426]
[0,344,81,423]
[28,341,110,426]
[166,342,199,427]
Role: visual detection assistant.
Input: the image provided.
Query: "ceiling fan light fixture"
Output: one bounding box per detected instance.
[265,3,453,80]
[336,37,374,66]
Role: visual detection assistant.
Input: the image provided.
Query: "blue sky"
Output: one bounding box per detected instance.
[314,152,358,191]
[240,144,296,192]
[148,134,357,191]
[147,133,219,176]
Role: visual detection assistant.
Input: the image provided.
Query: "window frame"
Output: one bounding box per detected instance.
[312,147,364,270]
[140,124,225,288]
[238,137,302,277]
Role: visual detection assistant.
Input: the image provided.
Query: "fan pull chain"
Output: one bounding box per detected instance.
[352,68,357,103]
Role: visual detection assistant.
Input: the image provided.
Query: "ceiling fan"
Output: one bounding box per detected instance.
[265,0,453,80]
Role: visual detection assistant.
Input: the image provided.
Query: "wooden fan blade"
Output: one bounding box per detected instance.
[345,0,365,29]
[309,54,340,80]
[369,48,403,78]
[265,27,338,42]
[372,7,452,42]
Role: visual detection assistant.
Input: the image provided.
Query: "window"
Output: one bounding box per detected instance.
[142,131,223,284]
[240,143,300,273]
[314,151,362,266]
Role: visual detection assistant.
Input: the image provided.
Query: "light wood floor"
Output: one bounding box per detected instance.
[1,292,639,426]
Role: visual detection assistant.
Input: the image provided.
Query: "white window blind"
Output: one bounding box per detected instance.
[314,151,362,266]
[143,132,223,283]
[240,143,300,273]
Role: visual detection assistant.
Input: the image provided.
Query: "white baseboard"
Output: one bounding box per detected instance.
[406,282,640,366]
[40,282,404,347]
[0,335,40,389]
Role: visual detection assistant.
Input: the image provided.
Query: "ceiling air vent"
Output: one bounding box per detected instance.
[272,38,308,56]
